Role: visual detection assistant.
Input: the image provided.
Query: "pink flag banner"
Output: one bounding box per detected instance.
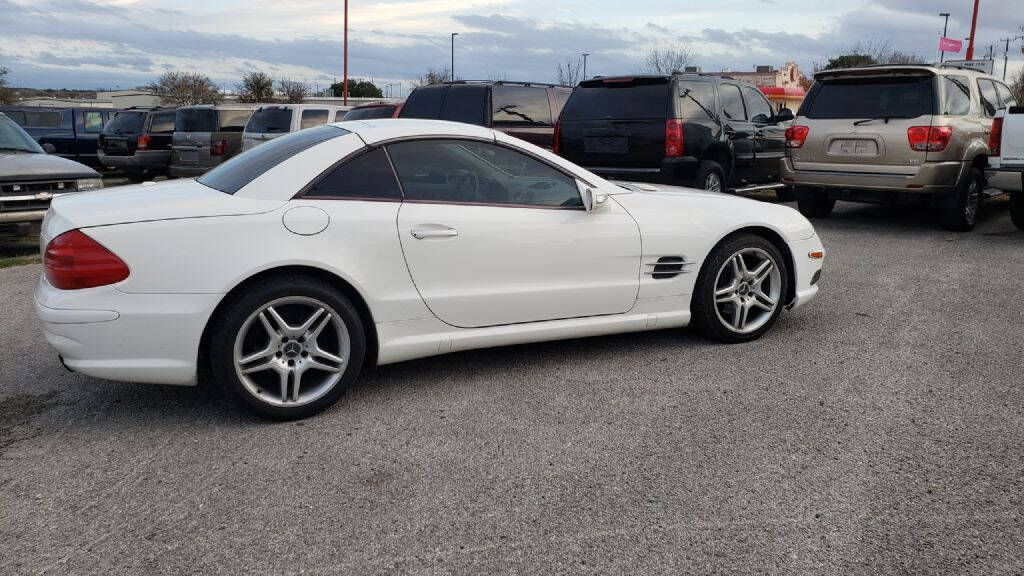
[939,37,963,52]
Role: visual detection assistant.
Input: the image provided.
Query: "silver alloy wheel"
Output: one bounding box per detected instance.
[713,247,782,334]
[965,179,980,224]
[233,296,350,407]
[704,172,723,192]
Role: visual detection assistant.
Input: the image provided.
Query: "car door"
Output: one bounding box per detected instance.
[742,85,786,183]
[718,83,758,186]
[389,138,641,328]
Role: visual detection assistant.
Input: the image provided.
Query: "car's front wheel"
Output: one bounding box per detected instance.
[1009,191,1024,230]
[691,234,789,343]
[209,276,366,419]
[796,189,835,218]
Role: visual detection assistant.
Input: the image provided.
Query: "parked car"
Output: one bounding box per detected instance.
[0,112,102,235]
[98,107,177,181]
[169,105,254,178]
[398,81,572,149]
[986,105,1024,228]
[0,106,118,169]
[555,74,793,197]
[782,64,1019,230]
[34,118,824,419]
[242,104,349,151]
[343,103,399,120]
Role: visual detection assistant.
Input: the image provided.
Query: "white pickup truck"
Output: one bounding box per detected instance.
[986,105,1024,229]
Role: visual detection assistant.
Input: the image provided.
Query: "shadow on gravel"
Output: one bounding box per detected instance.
[812,194,1013,235]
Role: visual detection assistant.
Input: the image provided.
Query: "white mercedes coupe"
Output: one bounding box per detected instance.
[35,119,824,418]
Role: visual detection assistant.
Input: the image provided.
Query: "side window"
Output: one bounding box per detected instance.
[4,111,27,125]
[399,85,447,119]
[386,139,582,208]
[149,113,176,133]
[939,75,972,115]
[994,81,1017,107]
[720,84,746,121]
[977,79,1000,117]
[553,90,571,118]
[300,109,330,130]
[492,86,553,125]
[305,147,402,200]
[439,85,487,125]
[218,109,253,132]
[335,110,346,122]
[82,111,105,133]
[742,86,774,123]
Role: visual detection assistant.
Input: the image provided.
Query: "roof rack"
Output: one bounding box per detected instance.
[438,80,571,88]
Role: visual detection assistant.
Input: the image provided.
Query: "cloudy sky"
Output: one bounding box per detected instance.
[1,0,1022,93]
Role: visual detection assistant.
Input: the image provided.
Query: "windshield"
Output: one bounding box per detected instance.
[344,106,396,120]
[0,115,44,153]
[247,107,294,133]
[104,111,146,133]
[560,78,670,120]
[175,108,218,132]
[803,75,935,119]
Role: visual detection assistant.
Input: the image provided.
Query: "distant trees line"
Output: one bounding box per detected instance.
[144,70,385,106]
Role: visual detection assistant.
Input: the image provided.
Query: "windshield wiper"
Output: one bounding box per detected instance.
[853,115,914,125]
[680,89,720,124]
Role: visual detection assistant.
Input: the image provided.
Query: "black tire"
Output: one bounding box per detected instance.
[775,187,796,202]
[125,170,149,183]
[939,167,982,231]
[208,276,366,420]
[690,234,790,343]
[694,160,726,192]
[1011,191,1024,230]
[796,192,836,218]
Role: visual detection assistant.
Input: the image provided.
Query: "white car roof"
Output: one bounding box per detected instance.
[336,118,496,145]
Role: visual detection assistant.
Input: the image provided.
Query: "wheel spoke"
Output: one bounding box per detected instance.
[296,307,326,336]
[291,367,303,402]
[306,357,343,373]
[751,259,773,283]
[266,306,296,337]
[258,311,282,341]
[239,343,276,366]
[308,312,333,340]
[312,346,344,366]
[752,290,775,311]
[731,254,747,279]
[240,357,277,374]
[734,300,749,330]
[278,369,290,403]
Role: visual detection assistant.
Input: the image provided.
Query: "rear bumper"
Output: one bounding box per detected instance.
[781,157,965,195]
[584,156,701,182]
[985,167,1023,193]
[99,150,171,171]
[168,165,208,178]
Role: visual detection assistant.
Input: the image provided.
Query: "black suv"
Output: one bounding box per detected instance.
[98,107,177,180]
[398,81,572,150]
[556,75,794,196]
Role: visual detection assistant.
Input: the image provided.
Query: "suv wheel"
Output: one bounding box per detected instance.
[1009,192,1024,230]
[940,167,982,232]
[694,161,725,192]
[796,190,836,218]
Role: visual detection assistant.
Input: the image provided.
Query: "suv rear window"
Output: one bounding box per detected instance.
[176,108,217,132]
[560,78,670,121]
[247,107,293,134]
[803,76,934,119]
[105,111,146,133]
[198,125,349,194]
[400,85,447,118]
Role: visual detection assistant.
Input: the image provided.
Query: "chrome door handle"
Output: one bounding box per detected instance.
[410,228,458,239]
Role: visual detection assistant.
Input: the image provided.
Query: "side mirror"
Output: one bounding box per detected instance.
[42,143,56,154]
[775,108,795,123]
[578,181,606,212]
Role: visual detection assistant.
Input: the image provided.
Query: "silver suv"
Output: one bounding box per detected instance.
[781,64,1018,230]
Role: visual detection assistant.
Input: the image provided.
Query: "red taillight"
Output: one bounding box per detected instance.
[137,134,151,150]
[988,117,1003,156]
[44,230,129,290]
[211,139,227,156]
[665,119,683,157]
[553,121,560,155]
[785,125,809,148]
[908,126,952,152]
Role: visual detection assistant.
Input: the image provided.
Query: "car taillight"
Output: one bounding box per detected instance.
[137,134,151,150]
[785,125,809,148]
[553,121,560,155]
[44,229,130,290]
[988,117,1003,156]
[665,119,683,157]
[908,126,952,152]
[211,139,227,156]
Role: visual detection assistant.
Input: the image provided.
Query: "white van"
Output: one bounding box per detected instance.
[242,104,349,151]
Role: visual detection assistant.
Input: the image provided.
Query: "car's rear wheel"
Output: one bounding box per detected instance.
[796,189,835,218]
[775,188,796,202]
[691,234,789,343]
[939,167,982,231]
[694,160,725,192]
[1011,191,1024,230]
[209,277,365,420]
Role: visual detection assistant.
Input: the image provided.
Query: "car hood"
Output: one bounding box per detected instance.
[42,178,287,240]
[0,151,99,180]
[612,181,817,241]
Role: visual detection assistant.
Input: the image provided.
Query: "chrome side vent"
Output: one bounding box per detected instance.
[645,256,695,279]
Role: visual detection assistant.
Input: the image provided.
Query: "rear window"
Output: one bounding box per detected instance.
[198,125,349,194]
[247,107,294,134]
[176,108,217,132]
[803,76,934,119]
[677,81,717,120]
[560,78,670,121]
[343,106,396,120]
[218,109,252,132]
[399,85,447,118]
[492,86,551,125]
[300,109,329,129]
[104,111,146,133]
[440,85,487,124]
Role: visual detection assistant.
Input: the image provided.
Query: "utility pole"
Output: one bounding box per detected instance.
[451,33,458,81]
[966,0,980,60]
[939,12,950,62]
[343,0,349,105]
[582,53,589,81]
[1000,35,1024,80]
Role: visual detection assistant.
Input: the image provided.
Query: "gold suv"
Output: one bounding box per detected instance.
[781,64,1018,230]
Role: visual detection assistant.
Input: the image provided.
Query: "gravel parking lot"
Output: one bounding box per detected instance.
[1,197,1022,575]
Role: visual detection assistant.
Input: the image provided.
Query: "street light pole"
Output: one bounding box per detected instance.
[451,33,458,81]
[939,12,950,62]
[343,0,349,105]
[966,0,980,60]
[582,53,589,81]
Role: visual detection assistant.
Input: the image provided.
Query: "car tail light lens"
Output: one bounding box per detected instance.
[211,139,227,156]
[137,134,151,150]
[553,121,560,155]
[908,126,952,152]
[44,229,129,290]
[988,117,1003,156]
[785,125,809,148]
[665,119,683,157]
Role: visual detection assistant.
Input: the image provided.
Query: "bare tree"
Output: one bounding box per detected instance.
[415,67,452,86]
[486,71,509,82]
[0,66,12,104]
[555,56,584,86]
[641,44,695,75]
[1010,68,1024,105]
[277,78,308,103]
[146,71,221,106]
[236,71,275,103]
[815,40,926,71]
